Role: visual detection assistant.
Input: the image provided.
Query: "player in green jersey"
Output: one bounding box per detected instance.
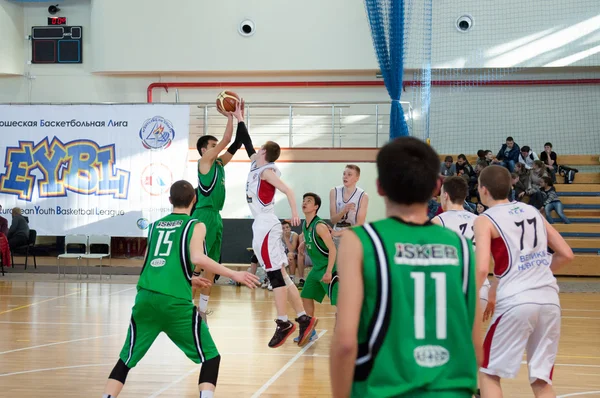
[192,100,255,323]
[294,192,338,343]
[102,180,259,398]
[330,137,484,398]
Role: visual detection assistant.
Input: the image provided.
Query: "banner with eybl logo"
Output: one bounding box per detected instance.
[0,104,190,237]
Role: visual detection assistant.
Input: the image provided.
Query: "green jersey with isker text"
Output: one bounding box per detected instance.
[302,216,332,272]
[137,213,197,301]
[195,159,226,212]
[351,217,477,398]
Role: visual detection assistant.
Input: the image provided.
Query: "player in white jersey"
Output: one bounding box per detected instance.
[245,140,318,349]
[474,166,574,398]
[432,176,490,311]
[329,164,369,245]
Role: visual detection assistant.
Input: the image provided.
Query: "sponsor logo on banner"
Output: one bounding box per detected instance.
[139,116,175,150]
[0,137,131,201]
[137,218,150,230]
[141,163,172,196]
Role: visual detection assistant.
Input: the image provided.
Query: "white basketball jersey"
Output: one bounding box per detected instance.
[333,186,365,230]
[482,202,558,303]
[437,210,477,241]
[437,210,490,288]
[246,161,279,219]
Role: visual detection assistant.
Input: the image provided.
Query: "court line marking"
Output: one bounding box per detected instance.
[0,334,118,355]
[0,363,113,377]
[562,316,600,320]
[147,367,198,398]
[558,391,600,397]
[520,361,600,369]
[0,290,81,315]
[254,316,336,323]
[250,329,328,398]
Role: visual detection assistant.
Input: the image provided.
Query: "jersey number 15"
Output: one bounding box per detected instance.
[154,230,175,257]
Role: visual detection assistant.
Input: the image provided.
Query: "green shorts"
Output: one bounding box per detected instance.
[119,289,219,368]
[190,208,223,263]
[300,268,338,306]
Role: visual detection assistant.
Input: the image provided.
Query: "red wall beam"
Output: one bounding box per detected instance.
[147,79,600,103]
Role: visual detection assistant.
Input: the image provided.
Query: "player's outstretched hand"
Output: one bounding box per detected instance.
[483,300,496,322]
[290,215,301,227]
[232,271,260,289]
[191,277,213,289]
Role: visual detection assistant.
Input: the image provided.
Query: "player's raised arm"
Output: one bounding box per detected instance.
[261,168,300,226]
[190,223,259,288]
[330,230,363,398]
[316,222,336,283]
[220,100,256,165]
[200,112,234,172]
[543,218,575,273]
[473,215,493,290]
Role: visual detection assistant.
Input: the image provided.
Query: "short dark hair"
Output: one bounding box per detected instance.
[377,137,439,205]
[477,150,485,158]
[458,154,467,161]
[196,135,217,157]
[345,164,361,175]
[485,150,492,156]
[510,172,519,180]
[263,141,281,163]
[170,180,196,208]
[479,165,511,200]
[544,142,553,148]
[302,192,322,213]
[444,156,453,162]
[281,220,291,227]
[442,176,469,204]
[542,176,553,186]
[521,145,530,152]
[506,137,514,142]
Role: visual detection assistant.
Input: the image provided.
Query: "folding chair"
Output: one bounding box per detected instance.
[57,234,88,279]
[82,235,112,279]
[11,229,37,270]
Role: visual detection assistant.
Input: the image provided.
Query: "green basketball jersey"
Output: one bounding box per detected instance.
[302,216,333,272]
[351,217,477,397]
[137,213,197,301]
[195,159,226,211]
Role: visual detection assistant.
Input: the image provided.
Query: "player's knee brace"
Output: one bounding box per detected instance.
[108,359,131,384]
[267,269,285,288]
[199,355,221,386]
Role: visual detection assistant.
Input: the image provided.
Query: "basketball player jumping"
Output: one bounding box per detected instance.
[329,165,368,245]
[331,137,483,397]
[102,181,259,398]
[432,176,491,311]
[246,140,318,348]
[192,101,253,323]
[474,165,574,398]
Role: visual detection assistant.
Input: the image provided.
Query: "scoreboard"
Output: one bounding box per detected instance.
[31,26,83,64]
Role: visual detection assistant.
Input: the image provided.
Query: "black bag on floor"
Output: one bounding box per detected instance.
[558,165,578,184]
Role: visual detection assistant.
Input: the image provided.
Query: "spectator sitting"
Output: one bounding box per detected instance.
[456,154,475,180]
[540,176,570,224]
[476,203,488,215]
[476,150,487,167]
[495,136,520,172]
[540,142,558,182]
[526,161,548,209]
[440,156,456,176]
[7,207,30,250]
[518,145,539,170]
[0,204,8,236]
[511,172,527,202]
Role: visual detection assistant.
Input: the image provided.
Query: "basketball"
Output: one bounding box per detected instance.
[216,90,240,112]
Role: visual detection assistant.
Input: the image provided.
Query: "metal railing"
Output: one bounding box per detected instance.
[188,101,414,148]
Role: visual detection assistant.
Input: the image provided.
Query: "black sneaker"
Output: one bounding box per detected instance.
[268,319,296,348]
[295,314,318,347]
[297,279,305,290]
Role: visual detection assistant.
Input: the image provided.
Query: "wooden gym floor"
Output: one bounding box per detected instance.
[0,276,599,397]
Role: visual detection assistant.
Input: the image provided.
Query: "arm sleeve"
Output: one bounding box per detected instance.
[236,122,256,158]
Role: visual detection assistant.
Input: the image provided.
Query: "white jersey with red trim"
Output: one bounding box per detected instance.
[437,210,477,240]
[482,201,558,303]
[246,161,279,219]
[333,185,365,231]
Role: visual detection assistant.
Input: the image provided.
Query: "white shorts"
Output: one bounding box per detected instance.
[252,218,288,272]
[480,300,561,384]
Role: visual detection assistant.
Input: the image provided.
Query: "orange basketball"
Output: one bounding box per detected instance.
[216,90,240,113]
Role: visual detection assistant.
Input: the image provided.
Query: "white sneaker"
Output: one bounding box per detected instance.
[268,283,273,291]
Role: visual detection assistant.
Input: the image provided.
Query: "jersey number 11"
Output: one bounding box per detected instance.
[411,272,447,340]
